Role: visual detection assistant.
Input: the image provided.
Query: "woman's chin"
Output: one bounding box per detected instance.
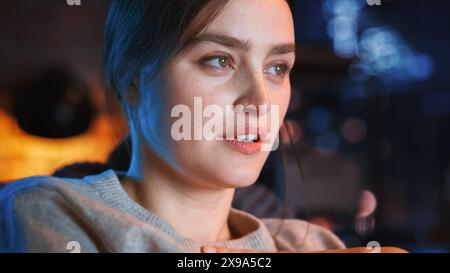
[211,156,267,188]
[216,169,261,189]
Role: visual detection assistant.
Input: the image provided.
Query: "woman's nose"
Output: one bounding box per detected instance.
[233,73,271,116]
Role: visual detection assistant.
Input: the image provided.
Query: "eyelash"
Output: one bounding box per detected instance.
[201,54,235,71]
[200,54,293,78]
[264,63,293,78]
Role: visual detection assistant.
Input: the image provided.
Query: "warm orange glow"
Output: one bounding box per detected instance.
[0,110,126,182]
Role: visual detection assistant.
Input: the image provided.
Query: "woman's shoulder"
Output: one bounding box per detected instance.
[261,218,345,252]
[0,171,115,252]
[0,170,113,208]
[1,175,71,204]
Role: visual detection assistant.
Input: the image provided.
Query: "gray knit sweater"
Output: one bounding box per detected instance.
[0,170,345,253]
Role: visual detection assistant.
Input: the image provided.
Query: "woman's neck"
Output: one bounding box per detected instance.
[123,143,236,242]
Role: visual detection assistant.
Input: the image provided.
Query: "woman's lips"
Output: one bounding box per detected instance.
[223,139,262,155]
[221,125,268,155]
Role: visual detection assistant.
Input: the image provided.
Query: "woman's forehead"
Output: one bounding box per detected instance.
[201,0,295,46]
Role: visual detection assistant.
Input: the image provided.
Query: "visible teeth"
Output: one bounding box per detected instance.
[236,134,258,142]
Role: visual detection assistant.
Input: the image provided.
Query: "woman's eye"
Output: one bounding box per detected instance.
[264,63,291,77]
[202,55,232,69]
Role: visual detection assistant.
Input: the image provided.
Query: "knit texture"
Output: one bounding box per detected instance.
[0,170,345,253]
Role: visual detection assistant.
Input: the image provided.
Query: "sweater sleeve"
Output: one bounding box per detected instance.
[0,181,100,253]
[262,218,345,252]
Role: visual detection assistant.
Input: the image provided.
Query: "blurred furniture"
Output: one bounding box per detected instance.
[0,109,125,182]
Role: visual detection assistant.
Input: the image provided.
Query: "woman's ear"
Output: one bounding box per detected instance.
[124,77,140,106]
[121,77,141,126]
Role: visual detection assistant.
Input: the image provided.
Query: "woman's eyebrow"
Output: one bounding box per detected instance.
[187,33,296,56]
[189,33,251,51]
[269,44,296,56]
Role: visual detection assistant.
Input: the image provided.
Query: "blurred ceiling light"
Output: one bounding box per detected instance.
[323,0,434,84]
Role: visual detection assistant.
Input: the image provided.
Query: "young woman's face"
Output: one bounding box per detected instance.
[135,0,295,189]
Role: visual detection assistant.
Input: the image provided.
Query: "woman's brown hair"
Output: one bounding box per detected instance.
[104,0,231,102]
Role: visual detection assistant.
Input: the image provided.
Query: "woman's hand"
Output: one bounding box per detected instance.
[201,246,408,253]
